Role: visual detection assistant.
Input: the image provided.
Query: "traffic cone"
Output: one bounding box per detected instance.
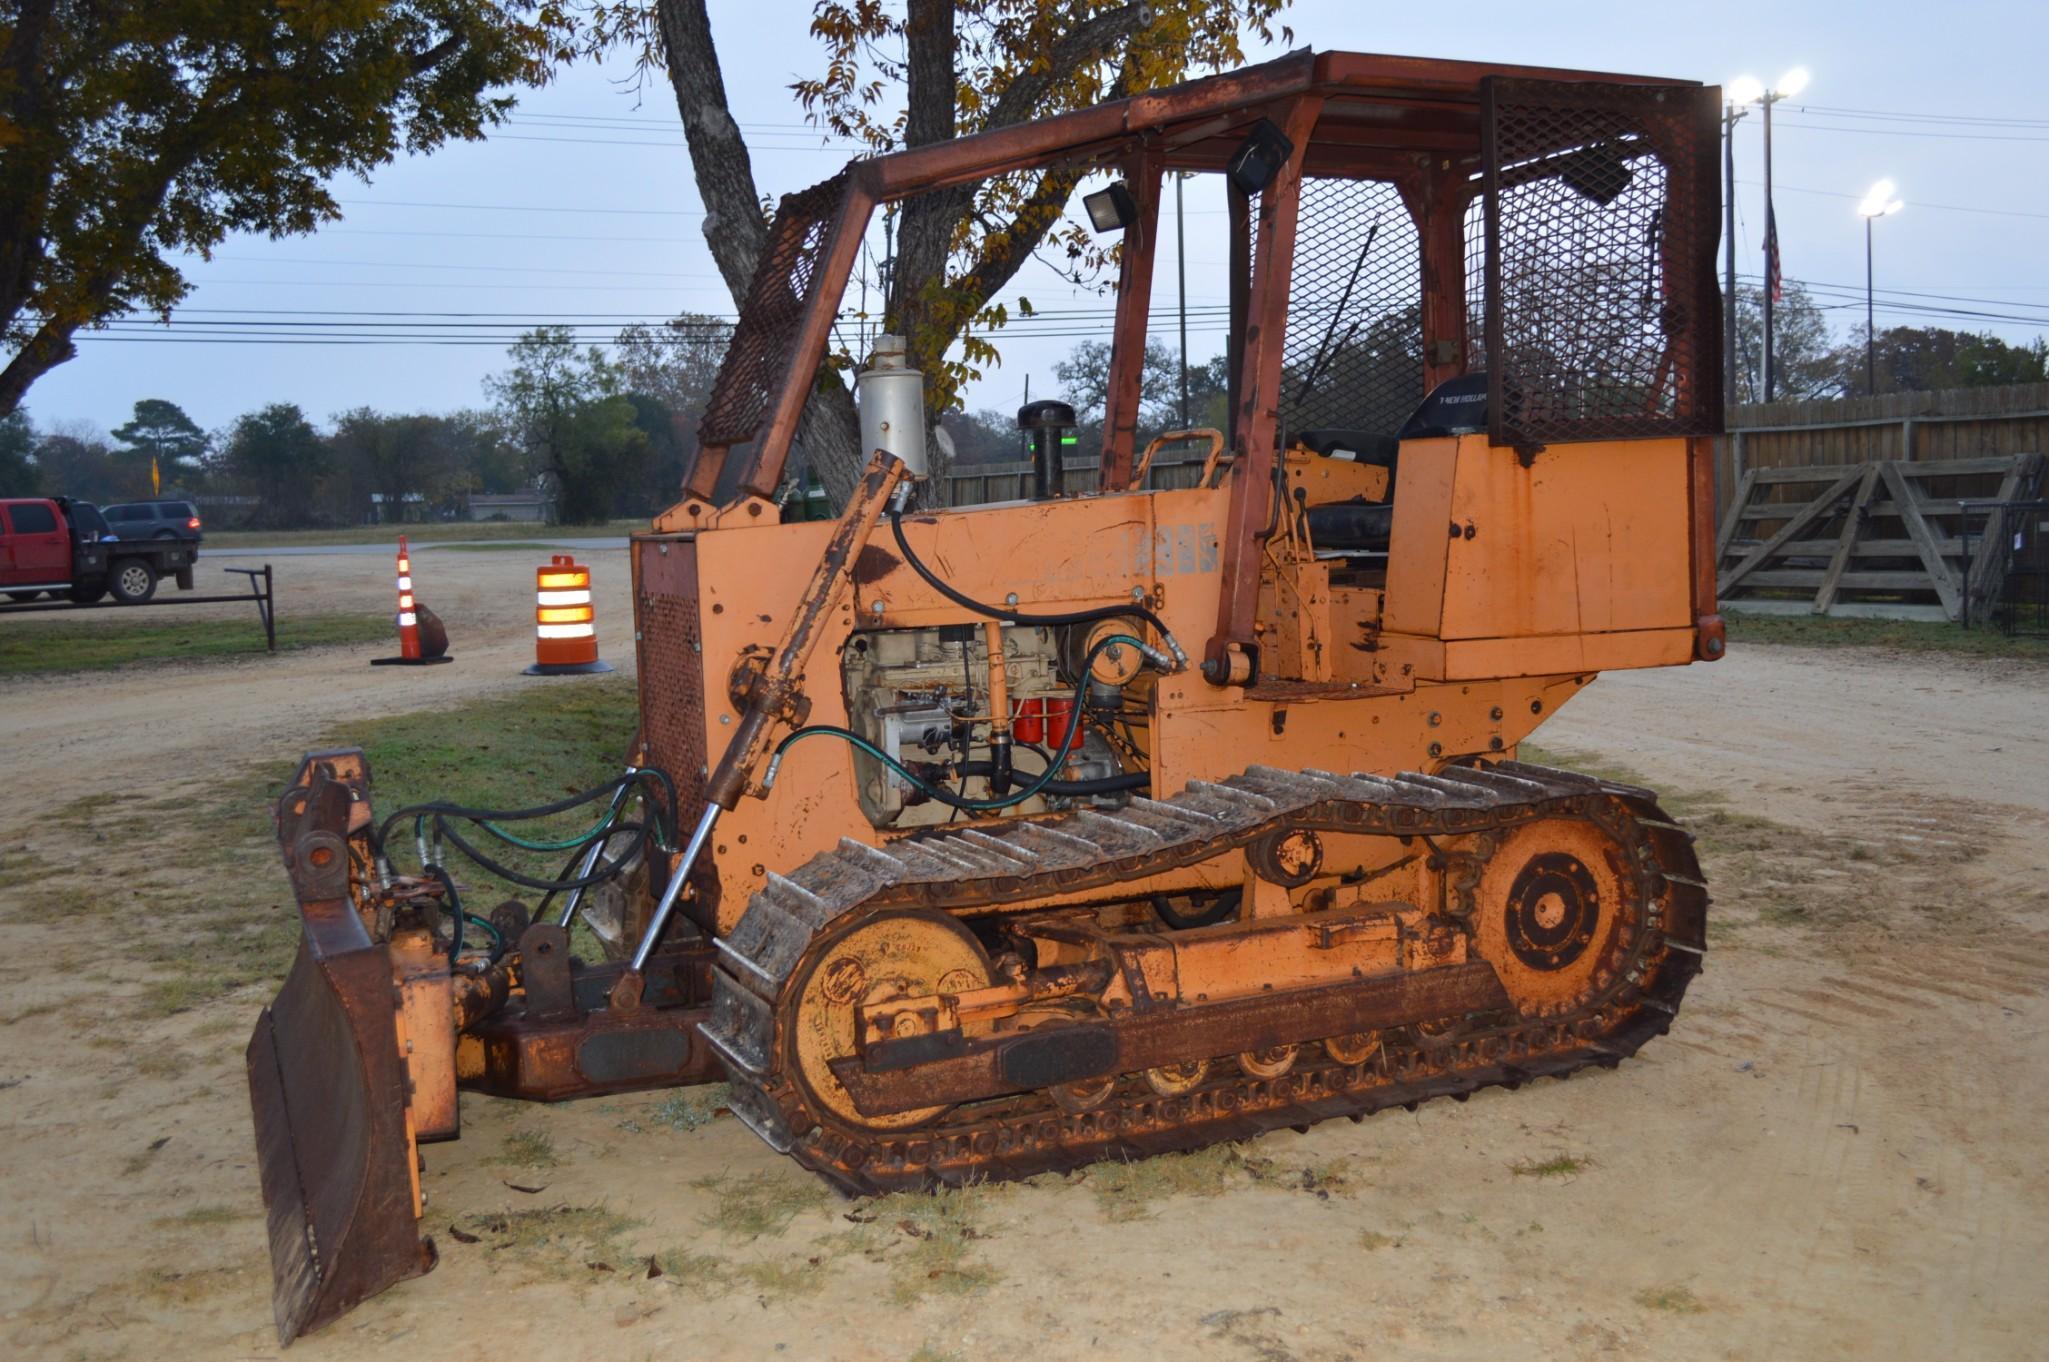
[523,554,612,675]
[371,535,453,666]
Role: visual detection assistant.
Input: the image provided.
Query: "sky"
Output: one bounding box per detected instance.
[23,0,2049,438]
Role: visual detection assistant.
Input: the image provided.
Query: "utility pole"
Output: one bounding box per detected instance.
[1176,172,1190,427]
[1722,98,1747,403]
[1745,67,1810,405]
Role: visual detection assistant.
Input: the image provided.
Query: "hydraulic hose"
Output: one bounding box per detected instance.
[766,633,1148,813]
[888,508,1188,670]
[950,760,1148,797]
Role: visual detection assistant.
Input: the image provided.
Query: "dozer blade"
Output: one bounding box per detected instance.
[247,753,434,1344]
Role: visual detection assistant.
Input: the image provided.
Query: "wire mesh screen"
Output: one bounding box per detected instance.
[1479,78,1722,446]
[698,172,849,447]
[1277,178,1423,440]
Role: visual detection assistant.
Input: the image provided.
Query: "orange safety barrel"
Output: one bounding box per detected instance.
[370,535,452,667]
[524,554,613,675]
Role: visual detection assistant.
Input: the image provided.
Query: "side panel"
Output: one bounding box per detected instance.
[1442,436,1692,641]
[1383,435,1695,676]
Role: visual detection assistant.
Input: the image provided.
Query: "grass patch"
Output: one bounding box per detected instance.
[0,611,390,676]
[1357,1229,1399,1250]
[154,1203,247,1229]
[456,1204,642,1275]
[1510,1154,1592,1179]
[860,1185,1002,1303]
[203,519,644,548]
[1087,1145,1243,1221]
[437,540,560,552]
[692,1170,833,1240]
[493,1129,561,1169]
[648,1084,730,1133]
[1634,1284,1706,1313]
[1725,610,2049,661]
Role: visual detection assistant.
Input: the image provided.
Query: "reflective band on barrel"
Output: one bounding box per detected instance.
[536,589,591,606]
[537,622,595,639]
[537,606,593,624]
[398,612,418,626]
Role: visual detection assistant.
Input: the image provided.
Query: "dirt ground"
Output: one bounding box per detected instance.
[3,549,2045,1362]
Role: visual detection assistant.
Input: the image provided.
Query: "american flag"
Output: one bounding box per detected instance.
[1764,202,1783,303]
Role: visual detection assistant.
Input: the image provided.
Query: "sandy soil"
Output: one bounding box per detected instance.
[2,576,2045,1362]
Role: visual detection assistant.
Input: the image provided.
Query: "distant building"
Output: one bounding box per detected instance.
[368,492,429,524]
[465,491,554,523]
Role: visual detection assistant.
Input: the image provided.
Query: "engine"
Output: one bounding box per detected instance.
[840,621,1141,828]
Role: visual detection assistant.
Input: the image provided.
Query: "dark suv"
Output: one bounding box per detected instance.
[103,498,204,547]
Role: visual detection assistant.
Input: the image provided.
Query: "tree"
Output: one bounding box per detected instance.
[29,422,121,501]
[1731,282,1841,402]
[110,398,208,492]
[1834,325,2049,395]
[0,408,35,495]
[219,404,325,528]
[587,0,1291,505]
[0,3,574,414]
[1056,337,1184,432]
[486,328,653,523]
[330,409,479,524]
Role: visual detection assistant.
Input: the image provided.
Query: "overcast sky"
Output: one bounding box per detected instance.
[24,0,2049,437]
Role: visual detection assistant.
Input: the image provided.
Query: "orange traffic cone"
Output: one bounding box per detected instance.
[523,554,612,675]
[371,535,453,666]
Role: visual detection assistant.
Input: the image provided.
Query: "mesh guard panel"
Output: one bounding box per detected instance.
[634,537,716,927]
[698,172,850,448]
[1480,79,1722,446]
[1279,177,1424,441]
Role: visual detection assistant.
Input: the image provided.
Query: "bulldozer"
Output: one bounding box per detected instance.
[247,49,1726,1342]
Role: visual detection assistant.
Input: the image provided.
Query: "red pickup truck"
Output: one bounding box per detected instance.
[1,496,198,604]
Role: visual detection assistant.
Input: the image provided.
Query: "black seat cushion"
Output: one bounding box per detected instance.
[1294,428,1400,469]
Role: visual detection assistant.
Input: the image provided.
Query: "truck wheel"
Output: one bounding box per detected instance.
[5,590,42,602]
[176,566,194,590]
[110,560,157,604]
[68,582,109,604]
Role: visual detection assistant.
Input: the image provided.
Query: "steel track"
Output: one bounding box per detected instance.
[701,761,1707,1194]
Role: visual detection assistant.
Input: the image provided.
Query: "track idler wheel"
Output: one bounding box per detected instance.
[785,910,995,1131]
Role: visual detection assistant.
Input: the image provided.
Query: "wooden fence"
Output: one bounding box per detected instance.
[1717,380,2049,520]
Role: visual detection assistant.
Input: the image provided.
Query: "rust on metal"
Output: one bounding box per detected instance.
[247,753,433,1344]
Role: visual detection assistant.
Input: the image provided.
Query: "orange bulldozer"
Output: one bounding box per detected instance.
[247,49,1725,1341]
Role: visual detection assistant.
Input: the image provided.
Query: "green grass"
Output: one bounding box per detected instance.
[1634,1284,1707,1313]
[1509,1154,1593,1179]
[435,540,561,552]
[1726,610,2049,660]
[493,1129,561,1169]
[203,519,644,549]
[453,1204,643,1278]
[0,611,390,676]
[691,1170,833,1241]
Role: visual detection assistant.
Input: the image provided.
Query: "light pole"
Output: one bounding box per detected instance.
[1858,180,1904,396]
[1722,77,1761,401]
[1745,66,1809,403]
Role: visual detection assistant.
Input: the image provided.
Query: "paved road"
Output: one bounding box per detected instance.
[201,536,632,557]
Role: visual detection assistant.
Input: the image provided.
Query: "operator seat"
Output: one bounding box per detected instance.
[1301,373,1490,555]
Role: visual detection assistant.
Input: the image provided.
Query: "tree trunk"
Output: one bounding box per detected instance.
[656,0,862,506]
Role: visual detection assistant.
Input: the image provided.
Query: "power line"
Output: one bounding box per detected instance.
[1735,178,2049,224]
